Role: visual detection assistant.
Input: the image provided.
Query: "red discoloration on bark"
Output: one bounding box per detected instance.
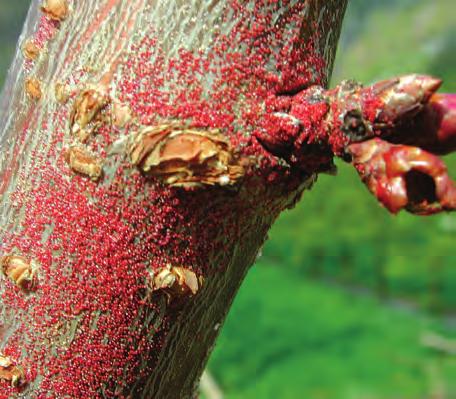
[1,160,277,396]
[33,15,60,48]
[0,116,34,196]
[2,3,326,395]
[120,4,322,130]
[64,0,121,65]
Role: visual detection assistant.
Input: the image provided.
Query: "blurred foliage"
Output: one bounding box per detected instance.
[0,1,29,87]
[0,1,455,398]
[209,264,456,399]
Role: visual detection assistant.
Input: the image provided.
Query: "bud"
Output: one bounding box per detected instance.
[112,102,133,128]
[370,74,442,124]
[150,265,203,298]
[348,138,456,215]
[428,93,456,152]
[55,82,71,104]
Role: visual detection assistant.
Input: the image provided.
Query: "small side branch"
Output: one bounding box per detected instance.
[256,75,456,215]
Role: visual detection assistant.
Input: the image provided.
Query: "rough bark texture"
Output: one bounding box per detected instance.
[0,1,348,398]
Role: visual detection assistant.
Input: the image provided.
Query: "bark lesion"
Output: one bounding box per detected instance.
[128,122,246,188]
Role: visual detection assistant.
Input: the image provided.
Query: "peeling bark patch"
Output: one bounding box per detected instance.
[112,102,133,128]
[22,40,40,61]
[150,265,203,299]
[54,82,71,104]
[1,255,38,292]
[0,355,25,387]
[41,0,69,21]
[25,77,42,101]
[129,123,245,188]
[64,146,103,181]
[70,88,110,143]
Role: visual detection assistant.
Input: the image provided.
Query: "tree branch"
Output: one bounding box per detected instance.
[0,1,348,398]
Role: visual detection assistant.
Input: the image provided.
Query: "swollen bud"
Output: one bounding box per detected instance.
[429,93,456,151]
[370,74,442,124]
[347,138,456,215]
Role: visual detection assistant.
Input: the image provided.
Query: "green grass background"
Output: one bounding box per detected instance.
[0,1,455,398]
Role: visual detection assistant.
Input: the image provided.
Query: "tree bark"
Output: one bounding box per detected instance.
[0,1,348,398]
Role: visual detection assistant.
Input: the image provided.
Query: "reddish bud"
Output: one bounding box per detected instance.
[382,93,456,155]
[348,138,456,215]
[370,74,442,124]
[427,93,456,153]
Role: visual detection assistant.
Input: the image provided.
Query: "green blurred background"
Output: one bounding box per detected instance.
[1,1,455,398]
